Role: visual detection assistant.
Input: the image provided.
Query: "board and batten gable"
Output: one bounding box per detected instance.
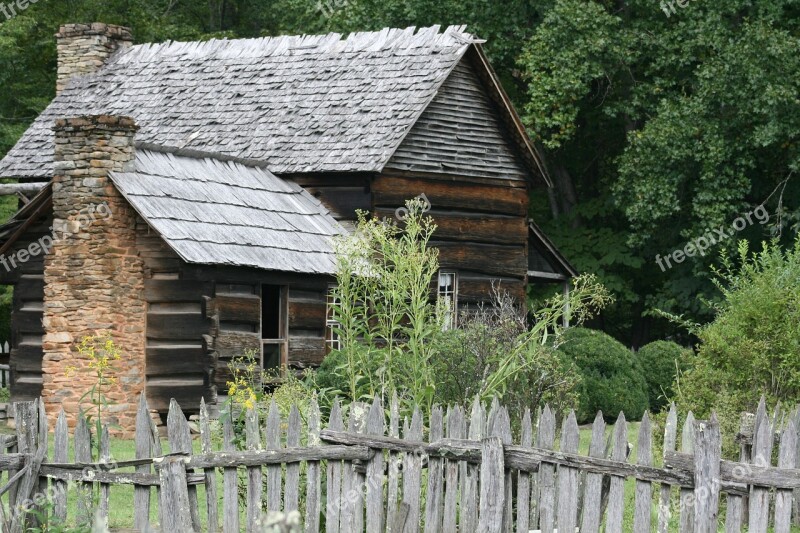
[377,55,534,306]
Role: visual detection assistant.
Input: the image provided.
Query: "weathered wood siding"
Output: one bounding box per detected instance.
[384,59,528,183]
[137,218,214,414]
[289,174,372,223]
[372,174,528,306]
[183,265,332,405]
[0,214,51,403]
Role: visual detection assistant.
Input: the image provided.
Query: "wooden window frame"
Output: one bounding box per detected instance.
[325,283,341,353]
[438,270,458,330]
[261,284,288,377]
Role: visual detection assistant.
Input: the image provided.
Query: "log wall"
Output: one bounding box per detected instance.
[137,219,214,414]
[0,214,51,403]
[372,173,529,307]
[137,222,333,415]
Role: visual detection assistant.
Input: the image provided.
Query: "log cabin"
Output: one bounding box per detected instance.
[0,24,575,430]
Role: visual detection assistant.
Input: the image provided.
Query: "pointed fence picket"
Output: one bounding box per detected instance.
[0,395,798,532]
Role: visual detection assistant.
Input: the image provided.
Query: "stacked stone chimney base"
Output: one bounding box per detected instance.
[42,115,145,436]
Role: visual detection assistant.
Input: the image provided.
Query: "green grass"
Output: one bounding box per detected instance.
[45,436,227,529]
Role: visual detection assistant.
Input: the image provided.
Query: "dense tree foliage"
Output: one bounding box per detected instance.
[520,0,800,343]
[0,0,797,345]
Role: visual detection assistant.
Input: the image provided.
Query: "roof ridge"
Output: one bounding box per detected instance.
[112,25,475,65]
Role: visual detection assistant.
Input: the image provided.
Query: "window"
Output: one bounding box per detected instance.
[438,271,458,330]
[326,284,341,352]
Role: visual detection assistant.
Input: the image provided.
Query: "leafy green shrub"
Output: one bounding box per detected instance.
[319,199,613,419]
[312,344,382,404]
[673,239,800,455]
[637,341,691,412]
[431,288,584,421]
[557,327,648,423]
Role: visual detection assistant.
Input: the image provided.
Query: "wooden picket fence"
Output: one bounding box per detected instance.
[0,395,799,532]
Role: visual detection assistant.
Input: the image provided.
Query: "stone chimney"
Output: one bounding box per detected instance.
[43,115,146,434]
[56,23,133,94]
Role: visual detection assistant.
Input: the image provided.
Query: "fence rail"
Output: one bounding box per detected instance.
[0,395,796,532]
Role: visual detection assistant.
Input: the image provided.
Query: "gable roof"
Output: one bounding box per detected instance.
[385,60,529,181]
[0,26,478,179]
[110,150,343,274]
[0,26,548,185]
[528,220,578,280]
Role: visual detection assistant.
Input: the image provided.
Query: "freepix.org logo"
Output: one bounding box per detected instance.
[0,0,38,21]
[0,202,112,273]
[655,205,769,272]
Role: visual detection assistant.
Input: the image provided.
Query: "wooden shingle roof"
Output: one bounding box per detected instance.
[110,150,343,274]
[0,26,477,180]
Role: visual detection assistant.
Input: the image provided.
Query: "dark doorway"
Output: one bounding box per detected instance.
[261,284,286,373]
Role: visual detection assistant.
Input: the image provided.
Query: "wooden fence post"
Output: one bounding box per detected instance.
[305,399,322,533]
[34,400,48,527]
[74,414,92,526]
[515,409,532,533]
[222,412,239,533]
[748,397,772,532]
[401,409,423,533]
[199,398,218,533]
[535,405,556,533]
[490,406,513,531]
[731,411,754,530]
[634,412,653,533]
[444,406,465,533]
[477,436,504,533]
[11,400,44,532]
[168,398,201,532]
[679,412,696,533]
[693,414,721,533]
[658,404,677,533]
[285,405,302,514]
[158,456,193,531]
[423,406,444,533]
[605,412,628,533]
[134,395,152,531]
[580,411,606,532]
[53,410,68,523]
[365,397,385,533]
[556,412,580,533]
[461,398,485,533]
[98,425,110,528]
[246,406,263,532]
[265,401,282,515]
[385,393,401,533]
[774,419,798,533]
[325,400,345,533]
[346,402,367,532]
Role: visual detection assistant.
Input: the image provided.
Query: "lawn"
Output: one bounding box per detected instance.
[44,436,225,529]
